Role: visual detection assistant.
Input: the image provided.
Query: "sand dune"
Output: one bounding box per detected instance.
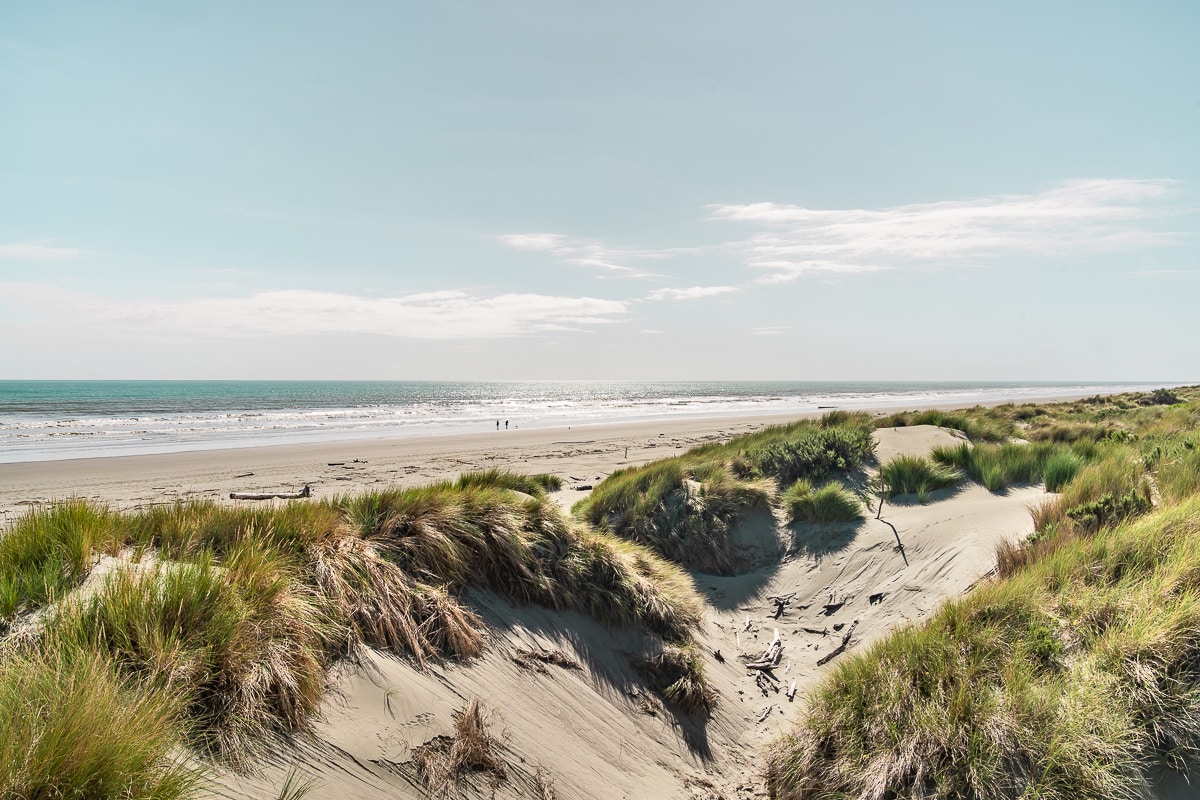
[174,424,1046,799]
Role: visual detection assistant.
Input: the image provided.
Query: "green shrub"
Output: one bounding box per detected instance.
[754,425,875,485]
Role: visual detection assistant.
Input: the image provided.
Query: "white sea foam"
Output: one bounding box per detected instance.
[0,381,1174,463]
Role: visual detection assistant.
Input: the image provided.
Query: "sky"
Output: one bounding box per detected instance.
[1,1,1197,381]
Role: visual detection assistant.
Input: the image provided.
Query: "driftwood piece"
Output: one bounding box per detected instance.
[801,626,829,636]
[816,619,859,667]
[744,628,783,670]
[787,680,797,701]
[756,705,774,724]
[230,485,311,501]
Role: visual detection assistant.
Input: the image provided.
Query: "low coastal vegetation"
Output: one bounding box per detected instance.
[782,479,863,524]
[767,386,1200,799]
[0,470,708,798]
[574,413,876,572]
[878,454,961,501]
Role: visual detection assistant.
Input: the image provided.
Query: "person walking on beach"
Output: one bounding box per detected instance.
[496,420,500,430]
[505,420,509,430]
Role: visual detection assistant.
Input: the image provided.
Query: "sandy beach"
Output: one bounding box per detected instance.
[0,392,1101,521]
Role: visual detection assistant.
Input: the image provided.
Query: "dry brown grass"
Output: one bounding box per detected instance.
[412,699,508,797]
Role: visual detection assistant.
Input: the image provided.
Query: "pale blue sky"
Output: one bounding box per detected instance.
[1,1,1197,380]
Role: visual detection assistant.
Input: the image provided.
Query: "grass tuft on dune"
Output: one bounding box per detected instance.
[767,386,1200,799]
[575,413,875,573]
[0,470,713,792]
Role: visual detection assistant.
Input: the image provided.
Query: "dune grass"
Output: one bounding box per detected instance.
[878,454,961,500]
[767,495,1200,799]
[0,501,124,625]
[931,440,1083,493]
[768,387,1200,799]
[876,407,1015,443]
[0,646,197,800]
[575,412,875,573]
[0,470,714,793]
[574,459,772,574]
[783,480,863,524]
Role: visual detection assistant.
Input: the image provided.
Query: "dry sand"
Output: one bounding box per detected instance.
[0,411,1072,799]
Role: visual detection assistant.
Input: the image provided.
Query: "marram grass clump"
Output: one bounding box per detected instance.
[783,480,862,524]
[879,454,961,500]
[576,412,875,573]
[766,492,1200,800]
[0,470,714,793]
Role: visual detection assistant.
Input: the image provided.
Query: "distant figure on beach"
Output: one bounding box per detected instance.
[496,420,499,430]
[505,420,509,430]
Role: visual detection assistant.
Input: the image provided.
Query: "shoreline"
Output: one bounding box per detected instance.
[0,390,1116,522]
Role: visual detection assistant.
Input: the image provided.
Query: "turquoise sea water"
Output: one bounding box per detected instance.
[0,380,1171,463]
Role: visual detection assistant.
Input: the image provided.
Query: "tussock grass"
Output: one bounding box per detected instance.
[0,471,714,787]
[455,469,562,495]
[638,643,718,716]
[1042,449,1086,492]
[876,408,1014,443]
[47,541,333,758]
[576,412,874,572]
[767,496,1200,799]
[0,501,123,624]
[931,440,1079,492]
[1031,448,1153,538]
[783,480,862,524]
[413,698,508,796]
[575,460,772,574]
[0,647,196,800]
[879,454,961,500]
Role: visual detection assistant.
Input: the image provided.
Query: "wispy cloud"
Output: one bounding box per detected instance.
[644,286,739,301]
[709,179,1185,284]
[1124,269,1196,277]
[497,232,687,278]
[751,326,790,336]
[0,284,628,340]
[0,242,86,262]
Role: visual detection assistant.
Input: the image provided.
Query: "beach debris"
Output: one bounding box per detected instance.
[233,472,254,479]
[787,680,798,701]
[801,626,829,636]
[327,462,345,466]
[511,647,582,673]
[816,619,859,667]
[769,592,796,619]
[869,592,886,605]
[713,649,725,663]
[743,628,783,671]
[755,671,779,696]
[756,705,775,724]
[743,616,753,632]
[822,601,845,616]
[230,485,311,500]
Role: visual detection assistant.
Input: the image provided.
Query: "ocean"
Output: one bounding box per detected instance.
[0,380,1170,463]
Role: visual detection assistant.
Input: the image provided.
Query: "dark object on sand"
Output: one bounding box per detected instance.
[230,485,311,500]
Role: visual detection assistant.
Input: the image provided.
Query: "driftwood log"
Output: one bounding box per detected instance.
[816,619,859,667]
[744,629,784,671]
[230,485,311,501]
